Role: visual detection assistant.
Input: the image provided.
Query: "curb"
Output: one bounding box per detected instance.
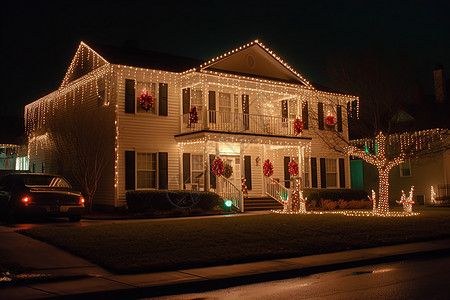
[3,239,448,299]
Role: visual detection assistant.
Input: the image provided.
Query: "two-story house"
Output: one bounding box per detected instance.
[25,40,358,211]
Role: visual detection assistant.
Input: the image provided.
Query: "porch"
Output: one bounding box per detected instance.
[176,132,311,211]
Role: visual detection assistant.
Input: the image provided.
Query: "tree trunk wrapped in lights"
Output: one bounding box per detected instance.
[346,130,446,215]
[346,132,405,214]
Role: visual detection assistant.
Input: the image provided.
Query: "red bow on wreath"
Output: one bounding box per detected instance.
[139,90,154,111]
[212,157,224,176]
[326,115,336,126]
[189,106,199,124]
[288,160,299,176]
[293,118,304,135]
[263,159,274,177]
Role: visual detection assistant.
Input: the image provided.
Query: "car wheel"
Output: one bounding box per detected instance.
[68,215,82,222]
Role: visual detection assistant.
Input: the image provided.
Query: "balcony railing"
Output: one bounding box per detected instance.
[181,110,301,137]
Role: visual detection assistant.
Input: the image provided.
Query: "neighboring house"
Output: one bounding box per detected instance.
[25,40,358,210]
[0,116,29,177]
[351,145,450,205]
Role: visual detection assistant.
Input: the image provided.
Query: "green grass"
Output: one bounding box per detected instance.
[20,207,450,274]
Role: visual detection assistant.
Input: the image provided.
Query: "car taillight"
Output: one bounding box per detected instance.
[79,197,85,205]
[21,196,31,205]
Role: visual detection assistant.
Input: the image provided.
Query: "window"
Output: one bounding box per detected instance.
[325,159,337,187]
[191,154,204,187]
[400,159,411,177]
[136,82,156,114]
[97,77,106,106]
[288,99,298,119]
[137,153,157,189]
[191,90,203,120]
[233,94,239,114]
[219,92,232,122]
[303,158,310,188]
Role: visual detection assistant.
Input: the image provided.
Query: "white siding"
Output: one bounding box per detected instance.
[115,66,181,206]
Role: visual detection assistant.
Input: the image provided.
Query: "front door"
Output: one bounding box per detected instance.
[223,156,241,187]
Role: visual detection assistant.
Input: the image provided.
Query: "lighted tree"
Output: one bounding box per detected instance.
[47,105,115,213]
[313,50,449,215]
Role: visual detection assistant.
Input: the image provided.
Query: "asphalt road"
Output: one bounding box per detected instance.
[153,255,450,300]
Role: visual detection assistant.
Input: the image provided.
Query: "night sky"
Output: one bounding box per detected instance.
[1,0,449,119]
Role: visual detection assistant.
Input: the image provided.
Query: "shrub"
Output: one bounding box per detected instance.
[338,199,350,209]
[304,189,370,210]
[304,188,368,202]
[126,190,221,213]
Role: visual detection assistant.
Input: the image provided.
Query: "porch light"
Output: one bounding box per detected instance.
[224,200,233,207]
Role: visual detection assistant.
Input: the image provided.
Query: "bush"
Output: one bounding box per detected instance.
[304,188,368,202]
[126,190,221,213]
[304,189,370,210]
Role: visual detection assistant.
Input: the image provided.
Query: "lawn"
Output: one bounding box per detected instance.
[20,207,450,274]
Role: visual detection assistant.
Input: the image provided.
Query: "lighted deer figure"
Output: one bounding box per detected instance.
[397,186,415,213]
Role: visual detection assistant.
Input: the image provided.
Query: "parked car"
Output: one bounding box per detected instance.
[0,173,85,222]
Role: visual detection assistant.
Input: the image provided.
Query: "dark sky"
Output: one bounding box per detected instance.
[1,0,449,118]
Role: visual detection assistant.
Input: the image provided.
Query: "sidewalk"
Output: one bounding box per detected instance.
[1,225,449,299]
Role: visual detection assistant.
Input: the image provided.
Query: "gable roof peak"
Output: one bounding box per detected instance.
[200,39,313,88]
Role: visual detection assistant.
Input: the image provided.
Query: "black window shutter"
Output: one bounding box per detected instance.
[159,83,168,116]
[302,101,309,129]
[208,91,216,123]
[242,95,249,130]
[318,102,324,130]
[320,158,327,188]
[183,153,190,188]
[182,88,190,114]
[209,154,216,189]
[125,151,135,190]
[158,152,168,190]
[337,105,343,132]
[339,158,345,188]
[311,157,318,188]
[281,100,288,118]
[125,79,135,114]
[284,156,291,188]
[244,155,252,190]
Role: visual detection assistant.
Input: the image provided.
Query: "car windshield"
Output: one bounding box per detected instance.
[23,175,71,188]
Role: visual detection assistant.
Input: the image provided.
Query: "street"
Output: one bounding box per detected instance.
[153,255,450,300]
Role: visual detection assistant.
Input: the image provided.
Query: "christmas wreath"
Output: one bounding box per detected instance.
[139,90,154,111]
[288,160,299,176]
[326,115,336,126]
[263,159,274,177]
[223,163,233,179]
[189,106,199,124]
[293,118,304,135]
[212,157,224,176]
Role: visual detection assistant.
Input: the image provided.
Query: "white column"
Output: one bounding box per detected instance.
[204,140,209,191]
[240,143,245,212]
[179,143,184,190]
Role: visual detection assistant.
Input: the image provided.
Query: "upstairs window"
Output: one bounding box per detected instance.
[191,90,203,120]
[400,159,411,177]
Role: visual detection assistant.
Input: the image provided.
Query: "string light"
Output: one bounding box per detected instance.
[26,40,361,208]
[397,186,415,213]
[430,185,436,204]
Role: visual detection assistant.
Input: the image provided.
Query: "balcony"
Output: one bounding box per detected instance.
[181,110,302,137]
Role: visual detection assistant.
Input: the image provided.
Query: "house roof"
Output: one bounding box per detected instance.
[88,42,204,73]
